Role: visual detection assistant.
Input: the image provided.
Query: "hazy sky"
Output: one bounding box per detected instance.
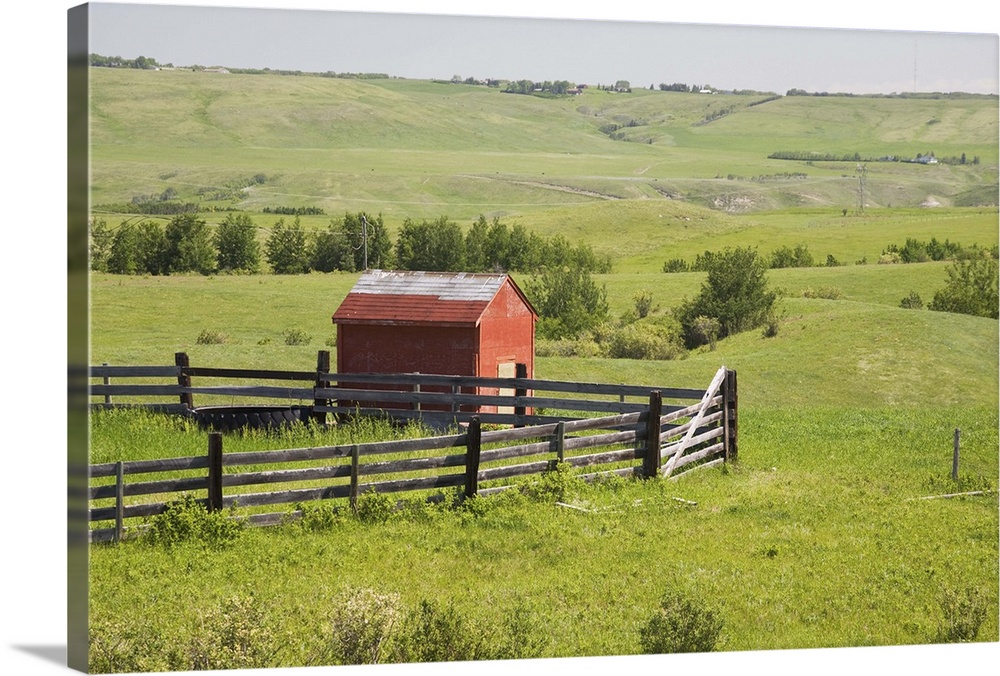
[85,1,999,95]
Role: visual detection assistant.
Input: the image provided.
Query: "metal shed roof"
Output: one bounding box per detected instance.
[332,270,536,327]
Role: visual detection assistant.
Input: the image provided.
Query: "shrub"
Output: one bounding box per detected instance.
[215,212,261,273]
[187,595,275,670]
[328,588,402,664]
[675,246,776,348]
[523,461,575,503]
[196,329,228,345]
[392,599,484,662]
[689,315,721,350]
[639,590,724,654]
[662,258,690,273]
[633,290,655,318]
[283,328,312,345]
[601,323,682,360]
[802,286,842,300]
[900,291,924,309]
[928,257,999,318]
[294,501,347,531]
[935,585,989,643]
[354,488,396,524]
[143,493,245,548]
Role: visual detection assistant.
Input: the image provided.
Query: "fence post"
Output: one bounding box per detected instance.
[724,369,738,462]
[554,421,566,464]
[349,445,360,512]
[465,417,482,499]
[514,363,528,427]
[114,461,124,543]
[312,350,330,426]
[952,428,961,481]
[175,352,194,410]
[103,363,113,407]
[207,433,223,512]
[412,373,421,413]
[643,391,662,478]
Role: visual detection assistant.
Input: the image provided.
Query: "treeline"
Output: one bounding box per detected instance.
[503,80,578,96]
[89,53,165,69]
[89,212,612,277]
[768,150,980,165]
[880,238,998,264]
[786,88,996,100]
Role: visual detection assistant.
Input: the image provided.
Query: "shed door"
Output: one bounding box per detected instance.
[497,361,516,415]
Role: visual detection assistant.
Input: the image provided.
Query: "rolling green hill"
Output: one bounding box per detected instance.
[88,68,998,225]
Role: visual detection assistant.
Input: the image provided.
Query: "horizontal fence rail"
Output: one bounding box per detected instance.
[86,355,737,543]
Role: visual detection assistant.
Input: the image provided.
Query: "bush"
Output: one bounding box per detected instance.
[662,258,690,273]
[525,266,609,340]
[689,315,721,350]
[522,461,575,503]
[935,585,989,643]
[802,286,842,300]
[354,488,396,524]
[328,588,402,664]
[639,590,724,654]
[196,329,228,345]
[633,290,655,318]
[675,246,776,348]
[187,595,275,670]
[601,323,683,360]
[928,257,999,318]
[282,328,312,345]
[900,291,924,309]
[393,599,484,662]
[143,494,245,548]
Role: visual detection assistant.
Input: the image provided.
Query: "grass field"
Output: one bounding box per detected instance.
[85,66,998,671]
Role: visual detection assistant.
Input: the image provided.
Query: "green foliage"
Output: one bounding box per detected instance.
[294,501,347,531]
[393,599,484,662]
[675,246,776,348]
[89,218,114,272]
[928,257,999,318]
[770,243,814,269]
[328,588,402,664]
[526,266,609,339]
[196,329,228,345]
[522,460,576,503]
[282,328,311,345]
[598,321,683,360]
[690,315,721,350]
[143,494,245,549]
[395,216,466,271]
[354,488,396,524]
[802,286,842,300]
[165,213,216,274]
[935,585,990,643]
[187,594,275,670]
[310,222,355,273]
[900,291,924,309]
[639,589,724,654]
[662,257,690,273]
[215,212,261,272]
[633,289,655,318]
[265,217,311,274]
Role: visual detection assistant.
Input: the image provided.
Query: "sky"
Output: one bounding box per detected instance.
[84,1,999,95]
[0,4,998,676]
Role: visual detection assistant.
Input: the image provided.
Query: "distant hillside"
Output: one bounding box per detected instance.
[88,67,998,222]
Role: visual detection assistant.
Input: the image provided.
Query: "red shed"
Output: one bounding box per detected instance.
[332,270,537,412]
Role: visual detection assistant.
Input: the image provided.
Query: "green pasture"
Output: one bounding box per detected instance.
[88,69,998,223]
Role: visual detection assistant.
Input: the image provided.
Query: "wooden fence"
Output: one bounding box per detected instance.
[88,355,737,543]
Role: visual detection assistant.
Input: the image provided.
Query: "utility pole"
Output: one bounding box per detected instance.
[360,214,369,270]
[856,163,868,214]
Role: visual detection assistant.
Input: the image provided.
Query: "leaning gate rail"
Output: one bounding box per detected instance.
[86,355,737,543]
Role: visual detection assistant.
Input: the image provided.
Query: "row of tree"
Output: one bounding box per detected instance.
[89,212,612,278]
